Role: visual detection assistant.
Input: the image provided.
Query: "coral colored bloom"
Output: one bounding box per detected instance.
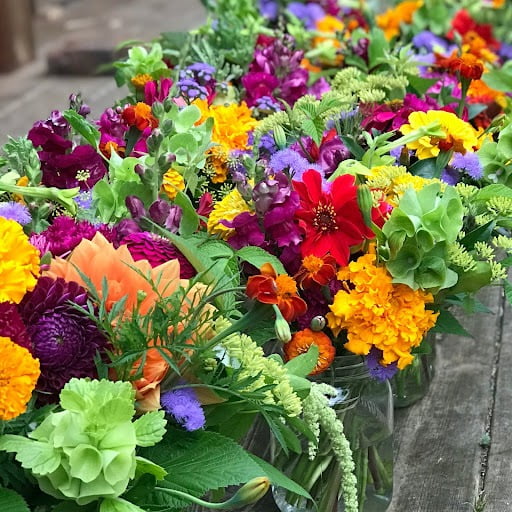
[0,336,40,420]
[294,254,337,289]
[45,232,185,315]
[284,328,335,375]
[122,102,159,131]
[246,263,307,322]
[0,218,40,304]
[400,110,479,160]
[293,170,374,266]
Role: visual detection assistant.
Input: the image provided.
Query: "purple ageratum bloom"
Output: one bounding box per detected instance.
[18,277,108,401]
[184,62,216,85]
[177,77,208,101]
[258,132,278,156]
[365,347,398,381]
[499,43,512,61]
[412,31,452,54]
[29,215,114,257]
[259,0,278,20]
[253,95,282,114]
[160,387,205,431]
[451,152,483,180]
[269,149,313,180]
[74,191,93,211]
[0,202,31,225]
[40,144,107,190]
[288,2,326,29]
[441,167,460,186]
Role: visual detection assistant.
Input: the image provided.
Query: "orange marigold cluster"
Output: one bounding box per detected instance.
[0,336,40,420]
[326,253,438,369]
[376,1,423,40]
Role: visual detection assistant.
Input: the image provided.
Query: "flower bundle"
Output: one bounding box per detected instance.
[2,0,512,511]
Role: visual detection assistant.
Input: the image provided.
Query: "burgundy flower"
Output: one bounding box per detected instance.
[279,68,309,105]
[120,231,196,278]
[30,216,114,257]
[0,303,30,350]
[223,212,266,250]
[18,277,108,401]
[28,111,71,154]
[40,144,107,190]
[242,72,280,107]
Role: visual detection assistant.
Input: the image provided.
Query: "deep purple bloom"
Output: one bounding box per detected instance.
[412,31,451,53]
[40,144,107,190]
[222,212,266,249]
[160,387,205,431]
[441,167,460,186]
[29,216,114,257]
[0,303,31,351]
[120,231,196,278]
[279,68,309,105]
[366,347,398,381]
[28,115,72,154]
[18,277,108,401]
[242,72,280,107]
[309,77,331,99]
[258,133,278,156]
[451,152,483,180]
[0,202,31,225]
[97,107,127,140]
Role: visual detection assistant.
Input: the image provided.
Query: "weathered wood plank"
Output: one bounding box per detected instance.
[483,291,512,510]
[389,286,503,511]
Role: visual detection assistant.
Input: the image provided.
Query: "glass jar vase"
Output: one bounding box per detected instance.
[272,355,393,512]
[391,332,437,408]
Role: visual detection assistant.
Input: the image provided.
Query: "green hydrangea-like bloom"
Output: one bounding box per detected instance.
[0,378,166,505]
[379,183,463,292]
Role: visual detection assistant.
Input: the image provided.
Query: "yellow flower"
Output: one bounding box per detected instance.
[0,218,40,304]
[194,99,258,184]
[131,73,153,90]
[161,168,185,200]
[400,110,479,160]
[326,253,438,369]
[376,1,423,40]
[207,189,251,238]
[0,336,40,420]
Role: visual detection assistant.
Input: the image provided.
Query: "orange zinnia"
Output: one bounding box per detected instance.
[284,328,335,376]
[246,263,307,322]
[45,232,185,315]
[294,254,337,289]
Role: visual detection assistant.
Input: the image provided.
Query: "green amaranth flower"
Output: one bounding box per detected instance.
[0,378,166,506]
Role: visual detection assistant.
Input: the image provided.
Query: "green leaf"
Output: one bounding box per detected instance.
[0,436,61,475]
[0,488,30,512]
[92,180,117,222]
[459,221,496,250]
[340,136,365,160]
[409,157,438,178]
[236,246,286,274]
[248,455,313,501]
[173,190,200,236]
[483,64,512,92]
[406,75,438,96]
[63,110,100,148]
[285,345,319,377]
[133,411,167,447]
[100,497,145,512]
[142,429,265,508]
[135,456,167,480]
[175,105,202,132]
[431,309,472,337]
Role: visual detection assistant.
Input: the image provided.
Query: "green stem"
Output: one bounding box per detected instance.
[368,445,392,493]
[154,487,233,509]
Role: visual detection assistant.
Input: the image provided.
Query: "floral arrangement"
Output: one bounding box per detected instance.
[2,0,512,511]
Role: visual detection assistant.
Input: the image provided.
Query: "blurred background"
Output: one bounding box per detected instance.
[0,0,205,139]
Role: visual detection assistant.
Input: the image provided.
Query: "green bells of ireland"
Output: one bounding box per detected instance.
[0,378,166,505]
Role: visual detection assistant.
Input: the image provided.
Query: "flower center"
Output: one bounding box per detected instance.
[275,275,298,298]
[302,255,325,273]
[313,203,338,232]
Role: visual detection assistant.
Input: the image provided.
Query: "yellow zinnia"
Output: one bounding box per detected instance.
[0,336,40,420]
[0,217,40,304]
[400,110,479,160]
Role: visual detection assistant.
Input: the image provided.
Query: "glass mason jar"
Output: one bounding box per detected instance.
[272,355,393,512]
[391,331,437,408]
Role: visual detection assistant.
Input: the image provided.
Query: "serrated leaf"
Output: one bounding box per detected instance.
[100,497,145,512]
[301,118,324,147]
[236,246,286,274]
[0,436,61,475]
[0,488,30,512]
[133,411,167,447]
[431,309,472,337]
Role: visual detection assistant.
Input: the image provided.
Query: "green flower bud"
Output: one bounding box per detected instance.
[221,477,270,510]
[274,306,292,343]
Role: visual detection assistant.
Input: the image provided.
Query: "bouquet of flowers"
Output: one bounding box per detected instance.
[2,0,512,511]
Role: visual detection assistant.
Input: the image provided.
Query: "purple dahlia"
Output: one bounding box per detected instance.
[120,231,196,278]
[18,277,108,401]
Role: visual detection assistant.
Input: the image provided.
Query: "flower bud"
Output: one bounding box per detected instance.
[274,306,292,343]
[357,184,373,228]
[310,315,326,331]
[222,477,270,510]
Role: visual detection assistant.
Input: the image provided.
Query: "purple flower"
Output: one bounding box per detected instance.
[74,191,93,211]
[279,68,309,105]
[441,167,460,186]
[269,149,313,180]
[0,202,31,225]
[0,303,31,351]
[451,152,483,180]
[28,115,72,155]
[242,72,280,107]
[29,216,114,257]
[160,387,205,431]
[258,133,278,156]
[412,31,451,53]
[258,0,278,20]
[365,347,398,381]
[40,144,107,190]
[253,95,282,115]
[309,77,331,99]
[222,212,266,249]
[288,2,325,29]
[177,77,208,101]
[120,231,196,278]
[145,78,173,105]
[18,277,108,401]
[97,107,127,140]
[499,43,512,61]
[184,62,216,84]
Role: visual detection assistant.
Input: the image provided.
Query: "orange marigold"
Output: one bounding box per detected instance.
[0,336,40,420]
[295,254,337,289]
[122,102,159,131]
[0,217,40,304]
[284,328,336,376]
[376,1,423,40]
[326,253,438,369]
